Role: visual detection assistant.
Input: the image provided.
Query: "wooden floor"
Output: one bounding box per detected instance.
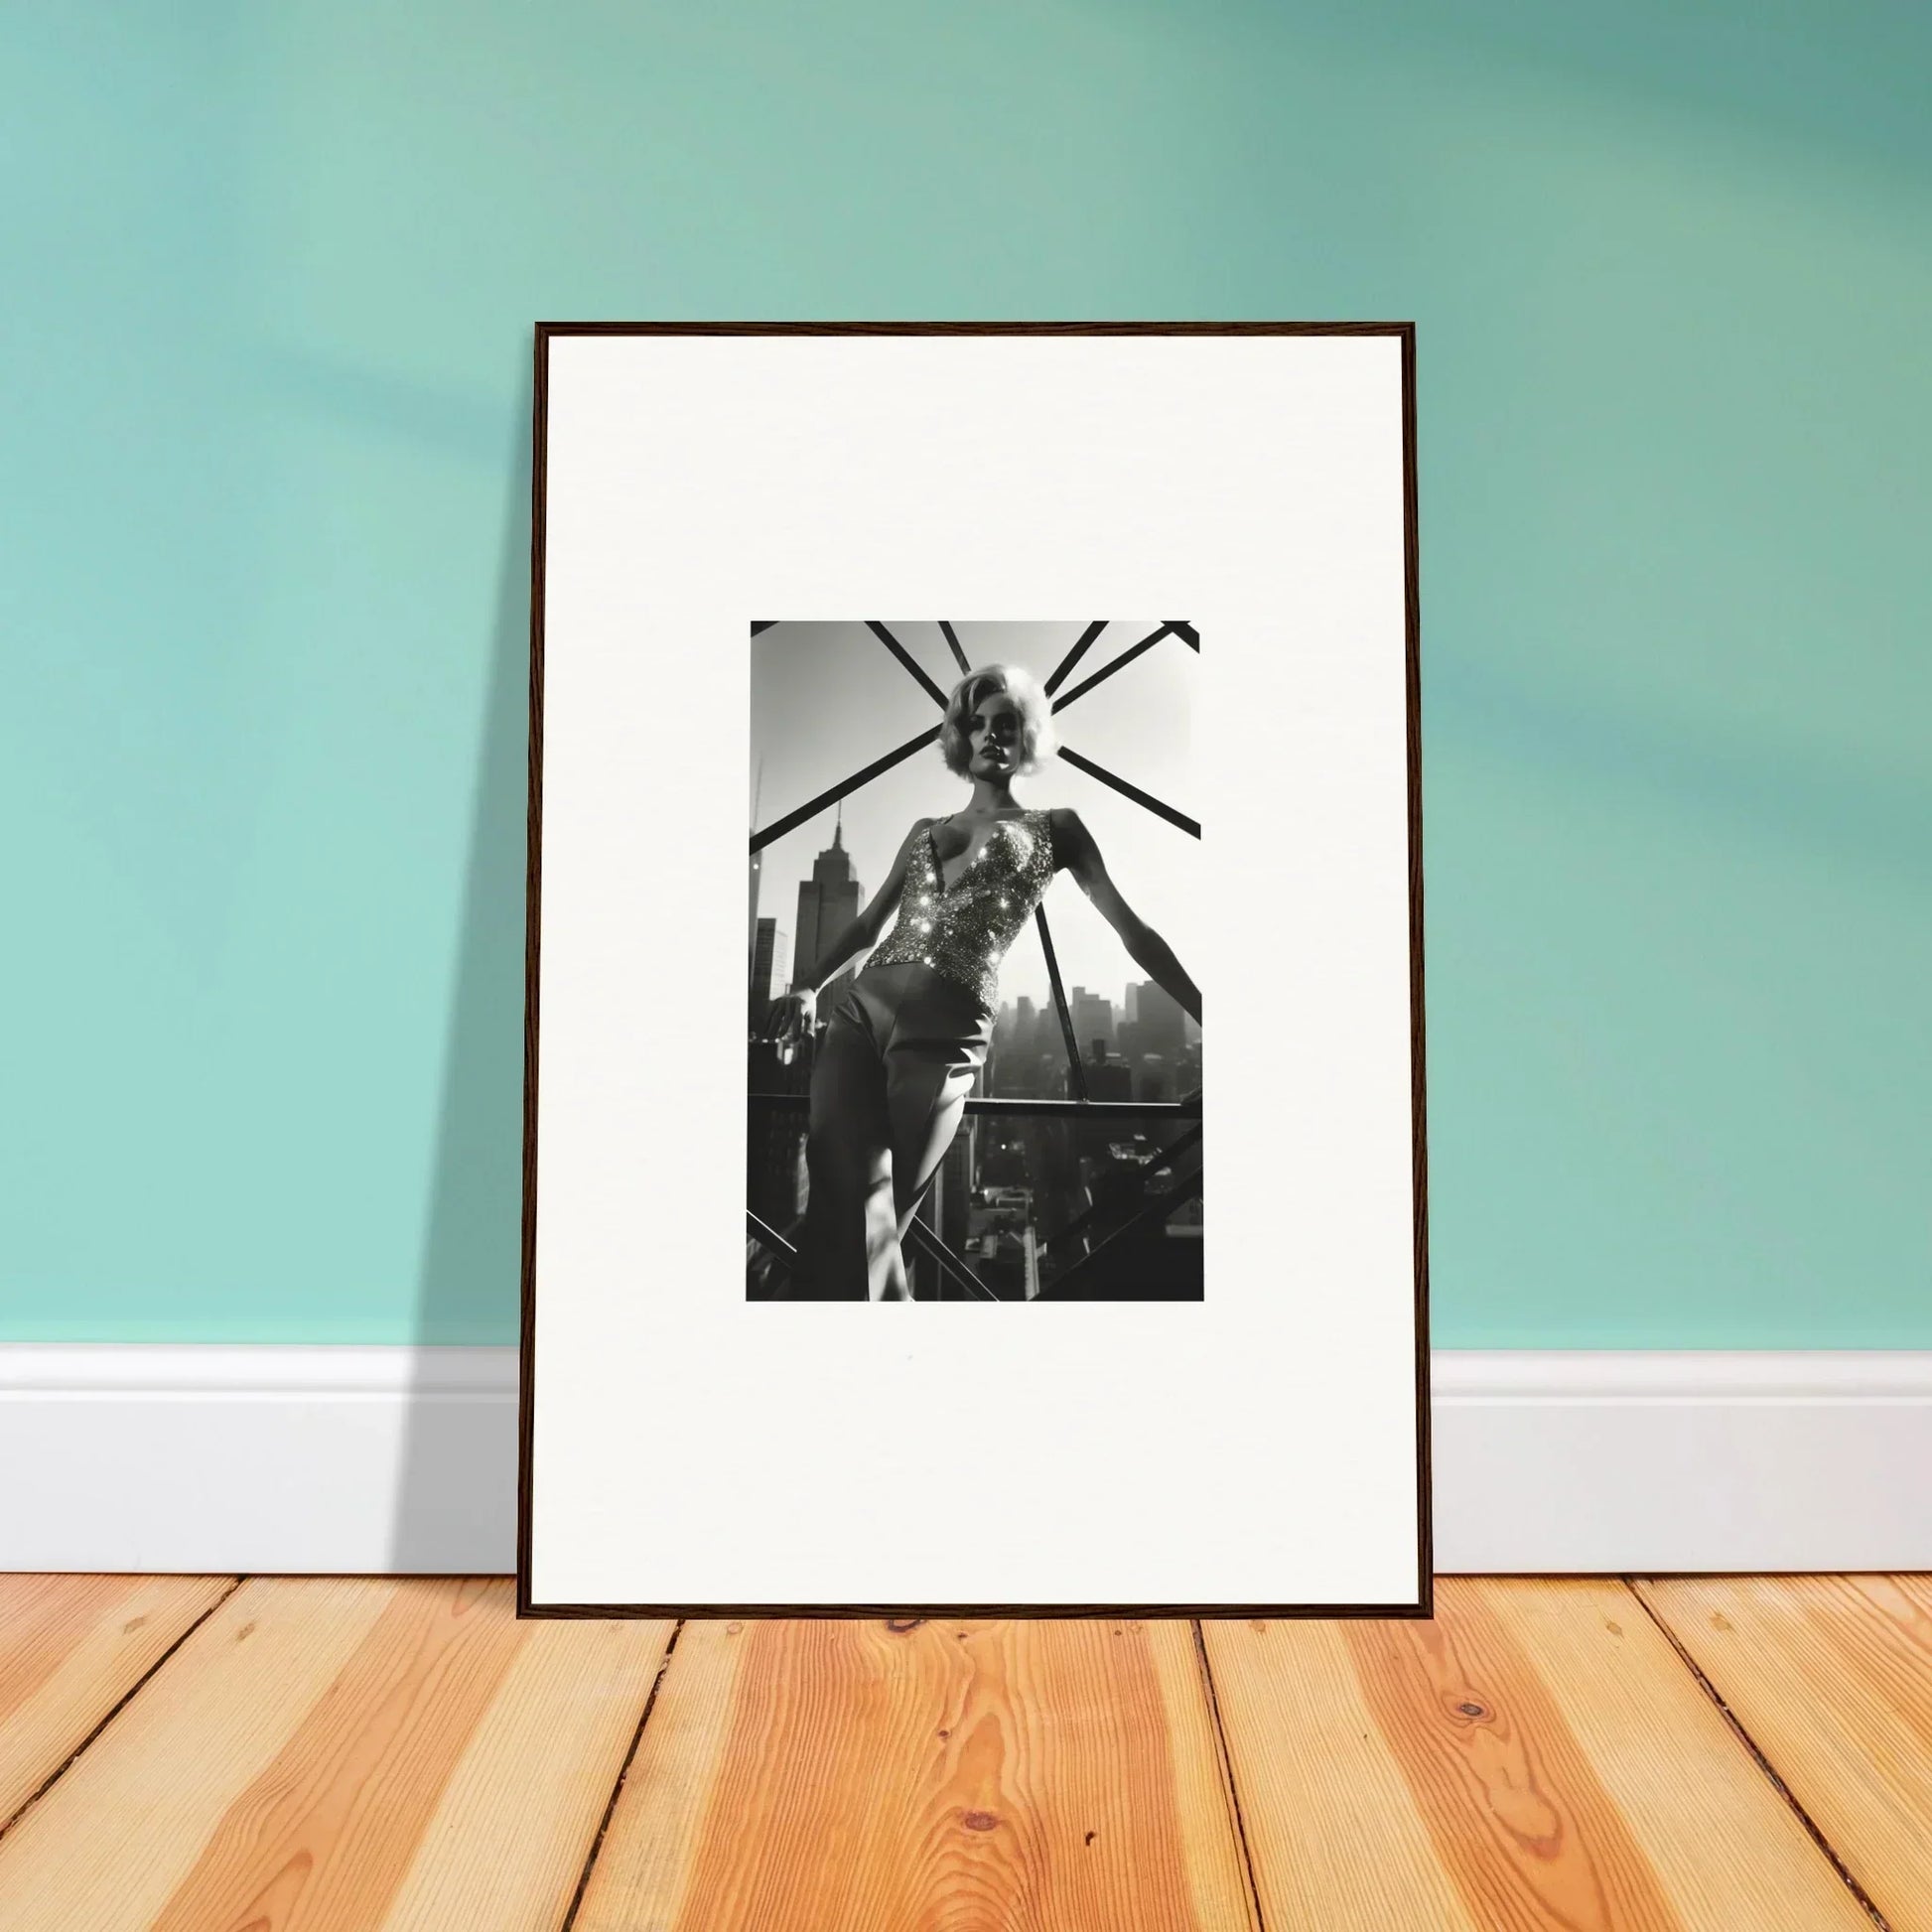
[0,1578,1925,1928]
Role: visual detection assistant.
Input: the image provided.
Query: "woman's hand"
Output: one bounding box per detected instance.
[765,988,816,1045]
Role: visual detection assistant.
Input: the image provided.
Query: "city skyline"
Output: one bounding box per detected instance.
[750,821,1205,1027]
[750,621,1199,1014]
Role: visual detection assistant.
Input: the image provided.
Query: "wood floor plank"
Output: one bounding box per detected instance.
[575,1615,1258,1931]
[1637,1573,1932,1928]
[1203,1579,1872,1930]
[1202,1612,1481,1931]
[0,1573,235,1830]
[0,1577,673,1932]
[0,1576,394,1927]
[372,1602,674,1932]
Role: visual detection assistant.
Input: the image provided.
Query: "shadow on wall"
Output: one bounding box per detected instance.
[387,358,532,1574]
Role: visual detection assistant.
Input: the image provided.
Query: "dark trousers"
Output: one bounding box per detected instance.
[790,963,992,1301]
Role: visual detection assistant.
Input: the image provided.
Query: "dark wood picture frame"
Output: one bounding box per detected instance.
[516,322,1430,1620]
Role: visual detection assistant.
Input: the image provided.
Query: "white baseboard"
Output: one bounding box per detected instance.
[4,1345,1929,1577]
[1431,1350,1932,1574]
[0,1346,517,1577]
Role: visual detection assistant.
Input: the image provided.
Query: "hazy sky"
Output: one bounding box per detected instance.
[750,621,1200,1012]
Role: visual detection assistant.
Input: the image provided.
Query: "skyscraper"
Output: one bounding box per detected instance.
[793,816,863,1013]
[748,847,762,980]
[998,994,1042,1096]
[1127,979,1186,1059]
[1121,979,1196,1104]
[749,915,777,1030]
[1070,986,1116,1053]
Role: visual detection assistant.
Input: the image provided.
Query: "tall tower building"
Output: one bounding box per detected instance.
[1000,994,1041,1096]
[794,815,863,1014]
[749,915,777,1030]
[1071,987,1116,1053]
[1133,980,1186,1058]
[748,848,762,982]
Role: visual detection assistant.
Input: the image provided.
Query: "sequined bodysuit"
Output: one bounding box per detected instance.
[866,808,1057,1011]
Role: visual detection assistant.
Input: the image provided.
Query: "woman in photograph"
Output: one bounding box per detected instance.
[766,662,1202,1301]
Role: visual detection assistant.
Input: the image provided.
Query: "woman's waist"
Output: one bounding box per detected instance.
[874,905,1035,959]
[857,955,997,1016]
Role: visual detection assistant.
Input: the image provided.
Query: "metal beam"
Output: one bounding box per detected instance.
[746,1209,797,1260]
[866,621,948,707]
[1056,747,1200,838]
[936,621,971,674]
[1040,1123,1203,1256]
[1035,902,1089,1102]
[1051,623,1178,712]
[1038,1169,1203,1299]
[750,725,939,853]
[1043,621,1108,696]
[905,1219,1000,1302]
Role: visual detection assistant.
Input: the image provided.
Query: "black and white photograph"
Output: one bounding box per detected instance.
[746,621,1203,1304]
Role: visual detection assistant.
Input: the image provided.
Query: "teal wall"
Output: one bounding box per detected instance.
[4,3,1928,1346]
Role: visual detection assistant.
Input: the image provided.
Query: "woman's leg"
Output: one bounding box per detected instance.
[884,975,994,1254]
[793,990,903,1300]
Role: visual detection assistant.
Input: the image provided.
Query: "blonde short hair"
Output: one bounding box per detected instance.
[938,663,1059,778]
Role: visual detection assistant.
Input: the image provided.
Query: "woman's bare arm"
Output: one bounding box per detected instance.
[790,817,932,996]
[1049,807,1200,1024]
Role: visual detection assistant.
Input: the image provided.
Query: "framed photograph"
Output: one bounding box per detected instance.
[520,323,1429,1617]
